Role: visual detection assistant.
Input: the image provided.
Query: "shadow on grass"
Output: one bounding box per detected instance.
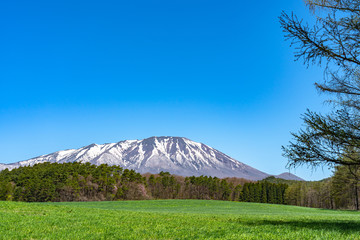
[234,219,360,233]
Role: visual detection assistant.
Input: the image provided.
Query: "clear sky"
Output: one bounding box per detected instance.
[0,0,333,180]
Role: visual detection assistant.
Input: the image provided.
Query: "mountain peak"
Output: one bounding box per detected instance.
[144,136,190,142]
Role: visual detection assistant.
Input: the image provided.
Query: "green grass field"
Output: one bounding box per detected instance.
[1,200,359,239]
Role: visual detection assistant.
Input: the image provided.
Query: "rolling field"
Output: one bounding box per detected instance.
[1,200,360,239]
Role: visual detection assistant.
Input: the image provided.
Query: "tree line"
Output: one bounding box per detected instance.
[146,173,287,204]
[0,162,287,204]
[284,165,360,210]
[1,162,359,209]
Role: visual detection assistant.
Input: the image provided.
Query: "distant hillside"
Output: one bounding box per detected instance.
[274,172,304,181]
[261,176,302,185]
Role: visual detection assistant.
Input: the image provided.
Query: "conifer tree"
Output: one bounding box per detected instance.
[281,0,360,169]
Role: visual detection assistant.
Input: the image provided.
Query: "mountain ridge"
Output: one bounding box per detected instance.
[0,136,302,181]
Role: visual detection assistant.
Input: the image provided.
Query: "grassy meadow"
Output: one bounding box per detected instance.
[1,200,360,239]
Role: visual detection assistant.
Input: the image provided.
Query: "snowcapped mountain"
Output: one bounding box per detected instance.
[0,136,271,180]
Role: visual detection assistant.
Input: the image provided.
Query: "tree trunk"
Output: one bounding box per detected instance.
[355,183,359,211]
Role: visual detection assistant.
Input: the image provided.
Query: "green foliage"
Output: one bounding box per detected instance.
[183,175,241,200]
[145,174,245,201]
[239,182,287,204]
[1,200,360,239]
[0,163,291,206]
[0,163,253,203]
[0,162,145,202]
[2,162,360,210]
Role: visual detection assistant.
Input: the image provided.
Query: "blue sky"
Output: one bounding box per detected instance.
[0,0,333,180]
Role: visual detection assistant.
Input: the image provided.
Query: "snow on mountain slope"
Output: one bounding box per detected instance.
[0,136,270,180]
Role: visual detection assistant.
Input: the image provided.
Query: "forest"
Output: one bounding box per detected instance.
[0,162,284,204]
[0,162,358,210]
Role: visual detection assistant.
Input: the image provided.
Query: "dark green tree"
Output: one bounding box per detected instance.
[261,182,268,203]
